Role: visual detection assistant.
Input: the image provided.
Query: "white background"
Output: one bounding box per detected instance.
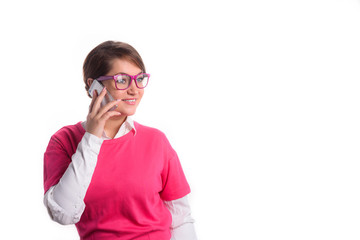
[0,0,359,239]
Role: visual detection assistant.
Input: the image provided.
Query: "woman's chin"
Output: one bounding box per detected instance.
[117,110,136,117]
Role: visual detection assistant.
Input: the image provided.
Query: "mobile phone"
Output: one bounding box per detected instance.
[88,80,118,111]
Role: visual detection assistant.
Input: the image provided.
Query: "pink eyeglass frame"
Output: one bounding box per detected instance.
[96,73,150,90]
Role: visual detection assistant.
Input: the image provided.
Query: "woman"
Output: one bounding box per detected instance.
[43,41,197,240]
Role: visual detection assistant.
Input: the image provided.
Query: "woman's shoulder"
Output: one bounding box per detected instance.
[133,122,175,153]
[51,121,85,143]
[134,121,167,139]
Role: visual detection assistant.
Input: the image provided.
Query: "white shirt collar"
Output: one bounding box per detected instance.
[81,116,136,140]
[111,116,136,139]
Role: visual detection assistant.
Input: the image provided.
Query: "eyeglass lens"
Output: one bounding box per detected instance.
[115,74,149,89]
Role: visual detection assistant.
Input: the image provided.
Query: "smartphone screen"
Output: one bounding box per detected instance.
[88,80,117,111]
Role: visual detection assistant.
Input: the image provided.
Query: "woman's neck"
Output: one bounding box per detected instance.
[104,115,127,139]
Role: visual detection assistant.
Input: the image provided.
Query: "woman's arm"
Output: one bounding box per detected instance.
[44,87,120,225]
[43,132,103,225]
[164,196,198,240]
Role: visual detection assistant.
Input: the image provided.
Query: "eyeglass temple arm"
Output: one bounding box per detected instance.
[96,76,113,81]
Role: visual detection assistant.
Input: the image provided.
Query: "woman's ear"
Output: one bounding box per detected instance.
[87,78,94,87]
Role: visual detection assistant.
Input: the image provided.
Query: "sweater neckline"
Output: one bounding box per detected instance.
[102,129,134,145]
[75,121,137,145]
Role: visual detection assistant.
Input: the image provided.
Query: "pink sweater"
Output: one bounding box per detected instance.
[44,122,190,240]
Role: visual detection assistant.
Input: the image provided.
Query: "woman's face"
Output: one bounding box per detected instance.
[97,58,144,116]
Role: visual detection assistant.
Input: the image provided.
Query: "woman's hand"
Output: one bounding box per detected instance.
[86,87,121,138]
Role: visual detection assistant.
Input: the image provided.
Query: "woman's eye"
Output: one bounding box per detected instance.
[117,77,127,84]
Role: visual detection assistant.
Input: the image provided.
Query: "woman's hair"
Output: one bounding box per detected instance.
[83,40,146,97]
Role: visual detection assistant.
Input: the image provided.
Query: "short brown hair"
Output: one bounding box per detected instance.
[83,41,146,97]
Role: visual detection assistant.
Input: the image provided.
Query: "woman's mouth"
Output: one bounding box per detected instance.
[122,99,136,105]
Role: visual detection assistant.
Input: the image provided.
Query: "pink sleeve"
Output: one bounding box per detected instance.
[160,149,191,201]
[43,135,72,193]
[43,123,85,194]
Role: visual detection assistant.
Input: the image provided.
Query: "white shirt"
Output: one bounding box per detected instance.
[43,117,197,240]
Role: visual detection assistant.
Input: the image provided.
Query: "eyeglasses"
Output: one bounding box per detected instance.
[96,73,150,90]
